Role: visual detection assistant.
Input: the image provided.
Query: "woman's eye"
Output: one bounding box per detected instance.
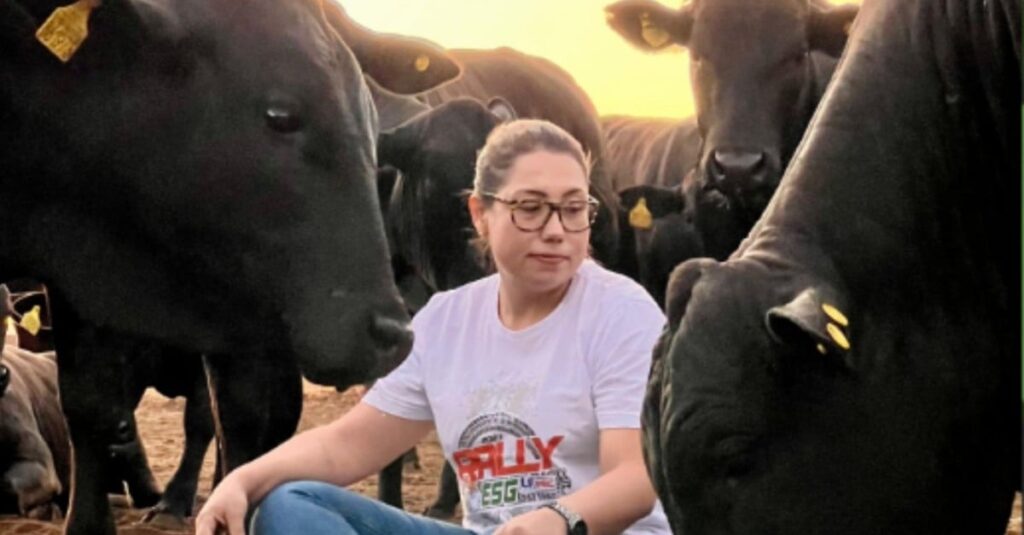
[562,203,587,215]
[516,202,543,213]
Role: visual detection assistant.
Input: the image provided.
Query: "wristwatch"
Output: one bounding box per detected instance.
[544,502,588,535]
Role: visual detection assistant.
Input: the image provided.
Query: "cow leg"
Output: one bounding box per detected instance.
[55,325,132,535]
[258,356,302,454]
[140,371,213,528]
[203,351,302,473]
[107,420,162,508]
[423,462,460,519]
[377,455,404,508]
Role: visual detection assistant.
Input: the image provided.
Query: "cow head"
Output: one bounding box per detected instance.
[0,0,461,388]
[618,184,702,306]
[647,260,855,533]
[378,97,515,291]
[646,257,985,534]
[606,0,857,225]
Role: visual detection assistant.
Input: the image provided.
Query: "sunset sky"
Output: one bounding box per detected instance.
[344,0,860,119]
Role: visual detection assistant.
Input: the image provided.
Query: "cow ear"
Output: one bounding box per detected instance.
[765,287,854,368]
[807,3,858,57]
[320,1,460,94]
[3,0,166,66]
[664,258,716,329]
[605,0,692,50]
[377,118,424,171]
[620,185,685,220]
[486,97,517,123]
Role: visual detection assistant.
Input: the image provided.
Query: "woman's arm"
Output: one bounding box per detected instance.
[495,428,658,535]
[559,428,658,533]
[195,401,432,535]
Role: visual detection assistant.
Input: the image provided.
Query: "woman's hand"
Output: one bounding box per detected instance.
[194,475,251,535]
[493,506,568,535]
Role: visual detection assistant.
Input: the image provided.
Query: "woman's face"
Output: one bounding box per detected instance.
[471,150,591,294]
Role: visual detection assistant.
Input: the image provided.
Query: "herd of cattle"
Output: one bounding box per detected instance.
[0,0,1018,533]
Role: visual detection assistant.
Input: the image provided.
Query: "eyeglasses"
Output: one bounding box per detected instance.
[480,192,600,233]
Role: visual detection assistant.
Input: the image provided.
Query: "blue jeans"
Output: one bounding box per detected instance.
[250,480,484,535]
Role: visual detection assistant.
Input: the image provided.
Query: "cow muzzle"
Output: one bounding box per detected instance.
[703,148,780,219]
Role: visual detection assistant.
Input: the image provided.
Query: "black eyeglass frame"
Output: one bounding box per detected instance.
[480,192,601,233]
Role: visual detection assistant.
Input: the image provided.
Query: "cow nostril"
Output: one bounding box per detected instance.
[0,365,9,395]
[712,150,766,177]
[116,420,133,443]
[370,315,413,351]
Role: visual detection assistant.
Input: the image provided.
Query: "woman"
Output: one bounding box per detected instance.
[196,119,670,535]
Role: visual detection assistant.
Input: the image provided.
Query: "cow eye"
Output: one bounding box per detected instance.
[265,101,305,134]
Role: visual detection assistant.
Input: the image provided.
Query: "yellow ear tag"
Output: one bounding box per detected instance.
[826,322,850,350]
[816,343,827,355]
[640,12,671,48]
[821,303,849,327]
[629,198,653,230]
[36,0,101,63]
[414,55,431,73]
[19,306,42,336]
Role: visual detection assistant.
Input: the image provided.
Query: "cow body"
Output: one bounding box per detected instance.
[601,115,701,192]
[644,0,1021,533]
[0,1,467,532]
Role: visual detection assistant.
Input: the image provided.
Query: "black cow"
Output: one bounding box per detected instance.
[0,285,69,520]
[417,47,621,268]
[0,0,462,532]
[601,116,701,193]
[606,0,858,258]
[373,96,516,518]
[601,116,703,304]
[644,0,1020,532]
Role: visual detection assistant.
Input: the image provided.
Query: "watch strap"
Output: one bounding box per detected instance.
[543,502,588,535]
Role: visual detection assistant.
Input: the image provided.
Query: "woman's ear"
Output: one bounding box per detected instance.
[468,195,488,238]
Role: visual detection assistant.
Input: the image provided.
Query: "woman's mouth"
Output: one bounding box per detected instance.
[528,253,568,265]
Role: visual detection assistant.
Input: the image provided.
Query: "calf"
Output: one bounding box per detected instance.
[0,285,69,520]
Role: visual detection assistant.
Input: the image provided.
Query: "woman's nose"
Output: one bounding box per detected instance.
[539,210,567,239]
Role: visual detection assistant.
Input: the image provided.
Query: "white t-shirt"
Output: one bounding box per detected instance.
[364,260,670,534]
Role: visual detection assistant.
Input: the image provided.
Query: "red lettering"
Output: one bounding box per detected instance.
[453,443,499,486]
[532,435,563,469]
[453,435,565,483]
[494,438,540,476]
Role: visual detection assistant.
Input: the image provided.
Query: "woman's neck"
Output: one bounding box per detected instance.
[497,278,572,331]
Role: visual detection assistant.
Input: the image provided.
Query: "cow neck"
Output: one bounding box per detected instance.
[737,0,1014,301]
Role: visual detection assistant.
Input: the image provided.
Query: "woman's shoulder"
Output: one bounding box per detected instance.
[576,260,660,312]
[412,272,499,325]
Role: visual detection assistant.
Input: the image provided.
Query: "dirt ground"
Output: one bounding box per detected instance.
[0,382,1018,534]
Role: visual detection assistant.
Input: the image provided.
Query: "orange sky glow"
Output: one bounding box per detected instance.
[344,0,861,120]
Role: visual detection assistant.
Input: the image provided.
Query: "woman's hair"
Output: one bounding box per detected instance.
[472,119,591,202]
[469,120,592,264]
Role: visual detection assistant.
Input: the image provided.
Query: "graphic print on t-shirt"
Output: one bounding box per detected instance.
[452,412,572,519]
